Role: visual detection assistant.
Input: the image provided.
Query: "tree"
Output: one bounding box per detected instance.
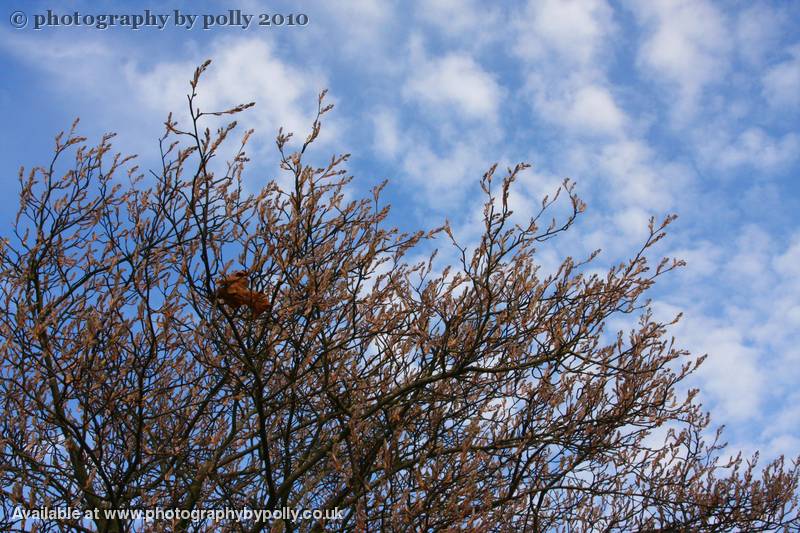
[1,60,797,533]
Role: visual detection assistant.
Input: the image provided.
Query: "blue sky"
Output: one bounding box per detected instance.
[1,0,799,462]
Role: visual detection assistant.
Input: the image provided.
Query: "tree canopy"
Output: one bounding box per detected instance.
[1,61,798,532]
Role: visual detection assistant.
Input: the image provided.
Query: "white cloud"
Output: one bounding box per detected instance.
[371,108,403,160]
[0,31,333,164]
[567,85,626,134]
[723,225,772,286]
[310,0,397,64]
[528,79,626,136]
[593,139,680,210]
[715,128,800,172]
[762,44,800,111]
[658,226,800,446]
[513,0,615,67]
[0,31,113,67]
[766,394,800,443]
[485,168,568,230]
[764,434,800,460]
[668,241,723,281]
[773,232,800,280]
[691,324,764,421]
[631,0,731,121]
[513,0,624,137]
[574,208,653,260]
[403,52,503,123]
[401,140,489,210]
[735,4,786,66]
[128,37,329,149]
[415,0,501,46]
[612,206,651,242]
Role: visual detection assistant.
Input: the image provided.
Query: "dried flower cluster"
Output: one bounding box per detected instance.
[1,61,798,532]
